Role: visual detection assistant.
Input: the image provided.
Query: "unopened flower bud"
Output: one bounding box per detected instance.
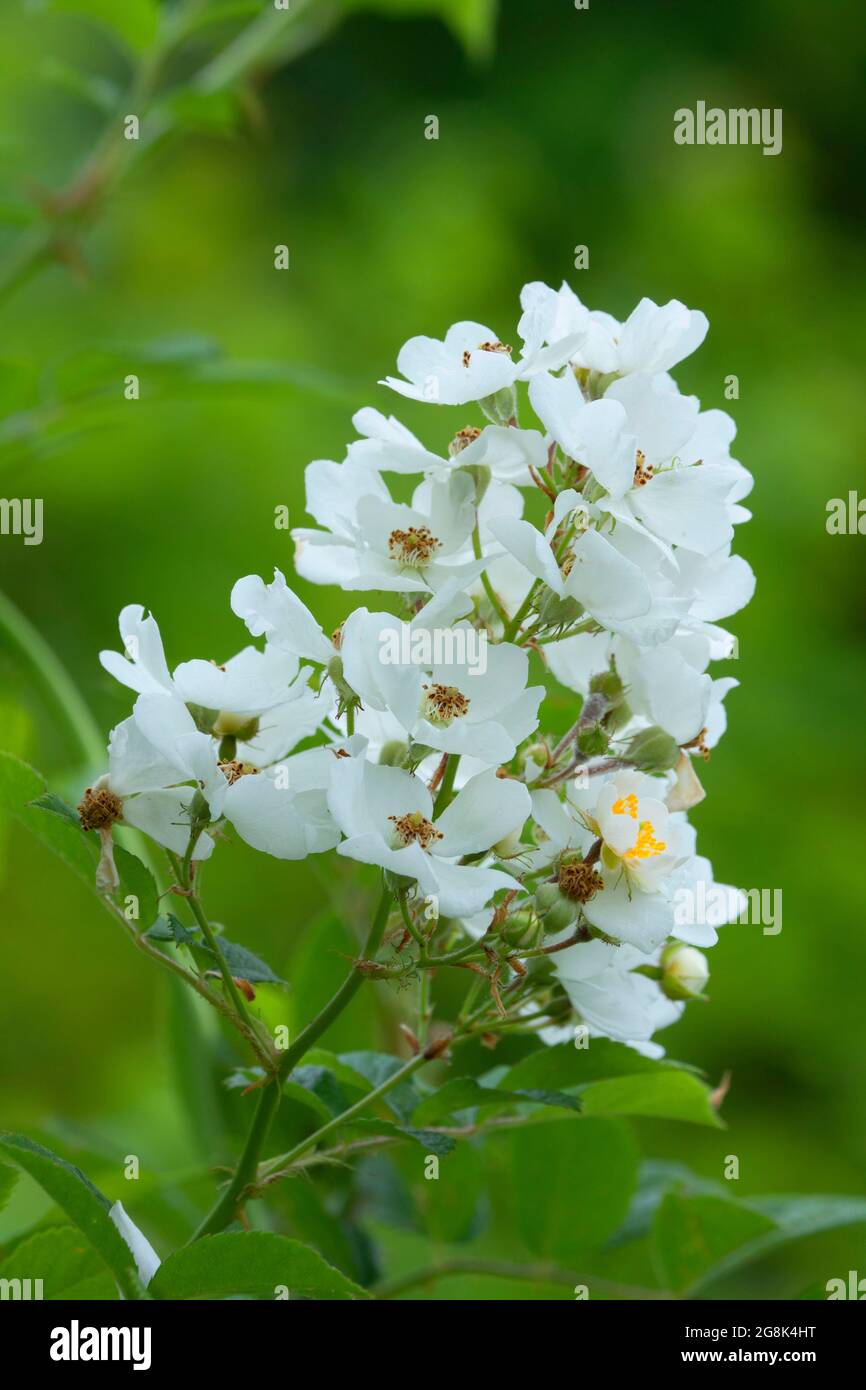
[493,827,523,858]
[534,882,578,935]
[577,723,609,757]
[624,725,680,773]
[536,591,583,629]
[661,944,709,1000]
[379,740,410,767]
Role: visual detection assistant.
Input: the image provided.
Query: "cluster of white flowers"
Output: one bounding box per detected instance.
[81,280,754,1058]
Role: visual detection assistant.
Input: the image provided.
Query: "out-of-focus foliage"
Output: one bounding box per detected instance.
[0,0,864,1298]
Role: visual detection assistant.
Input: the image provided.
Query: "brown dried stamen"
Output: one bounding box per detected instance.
[449,425,482,457]
[388,811,443,850]
[558,856,605,904]
[78,786,123,832]
[218,760,259,785]
[388,525,440,567]
[682,726,711,761]
[478,340,512,354]
[633,448,654,487]
[422,682,470,726]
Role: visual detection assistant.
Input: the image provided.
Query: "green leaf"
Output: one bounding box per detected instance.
[28,791,81,827]
[335,1116,456,1157]
[0,754,96,888]
[0,1226,116,1300]
[339,1052,420,1122]
[0,1162,19,1213]
[411,1076,580,1125]
[149,1231,370,1300]
[337,0,499,62]
[510,1117,638,1262]
[688,1194,866,1294]
[503,1039,668,1091]
[47,0,160,54]
[113,846,159,931]
[580,1071,722,1128]
[302,1049,374,1095]
[0,1133,143,1300]
[653,1193,775,1293]
[213,937,286,986]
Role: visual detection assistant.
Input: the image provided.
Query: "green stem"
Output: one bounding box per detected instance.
[189,1079,282,1241]
[276,886,393,1081]
[397,892,425,948]
[190,886,394,1239]
[260,1051,427,1178]
[502,584,538,643]
[169,851,258,1036]
[433,753,459,816]
[472,524,510,630]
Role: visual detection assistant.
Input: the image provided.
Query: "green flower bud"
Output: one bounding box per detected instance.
[459,462,492,505]
[577,723,610,757]
[493,827,523,858]
[536,591,583,628]
[379,740,410,767]
[327,654,362,720]
[589,667,625,703]
[478,384,518,427]
[624,725,680,773]
[534,882,578,935]
[661,943,710,1000]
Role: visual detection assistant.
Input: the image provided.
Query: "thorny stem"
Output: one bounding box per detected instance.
[190,885,394,1240]
[276,886,393,1082]
[258,1050,429,1180]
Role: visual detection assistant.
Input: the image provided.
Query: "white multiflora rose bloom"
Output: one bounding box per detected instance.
[101,601,322,749]
[346,407,548,486]
[99,604,177,696]
[339,607,544,765]
[521,281,708,377]
[488,490,652,627]
[328,757,529,917]
[78,715,216,889]
[231,568,334,665]
[293,464,489,594]
[381,311,585,406]
[132,693,342,861]
[528,370,637,499]
[553,938,684,1050]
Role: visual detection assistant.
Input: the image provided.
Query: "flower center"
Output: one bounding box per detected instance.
[422,683,470,726]
[78,786,123,831]
[388,811,443,850]
[633,449,654,487]
[388,526,440,567]
[218,760,259,785]
[611,793,639,819]
[461,341,512,368]
[449,425,482,456]
[624,820,667,861]
[558,856,605,903]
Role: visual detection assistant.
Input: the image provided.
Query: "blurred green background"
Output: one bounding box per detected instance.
[0,0,864,1295]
